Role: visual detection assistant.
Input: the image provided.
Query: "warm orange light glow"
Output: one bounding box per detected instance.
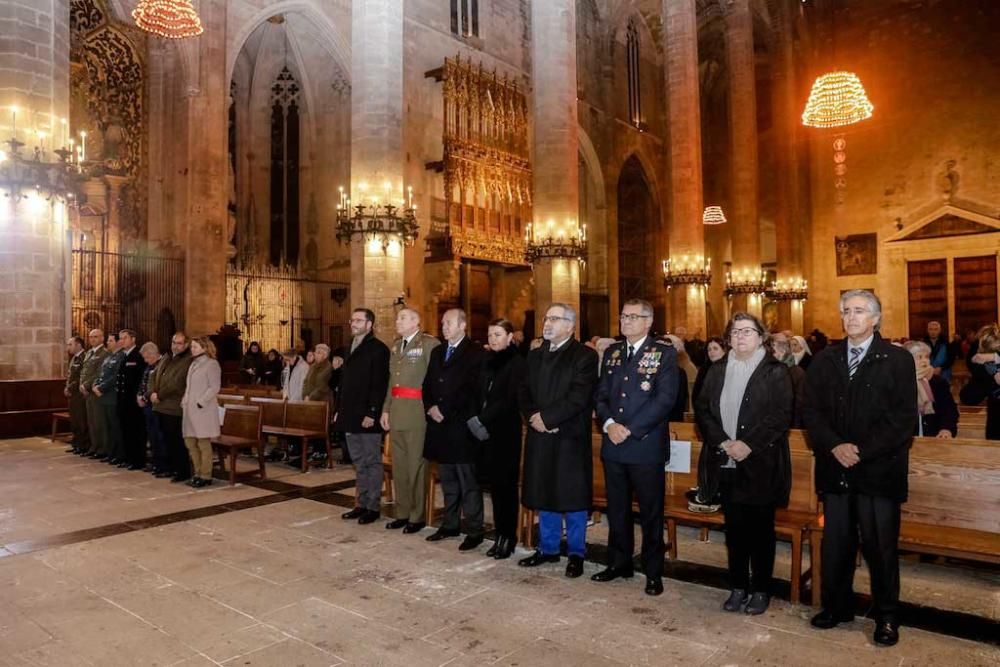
[132,0,204,39]
[702,205,727,225]
[802,71,874,128]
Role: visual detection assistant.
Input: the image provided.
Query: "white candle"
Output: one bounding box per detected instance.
[10,106,17,143]
[80,130,87,161]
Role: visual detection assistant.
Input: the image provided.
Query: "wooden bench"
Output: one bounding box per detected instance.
[217,393,247,406]
[50,410,72,442]
[807,435,1000,606]
[211,405,266,486]
[664,423,818,604]
[260,400,332,472]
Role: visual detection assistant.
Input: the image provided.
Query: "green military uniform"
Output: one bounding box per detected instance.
[95,349,125,459]
[79,345,108,456]
[66,349,89,451]
[382,331,440,523]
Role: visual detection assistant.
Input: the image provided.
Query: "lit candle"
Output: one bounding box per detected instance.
[407,186,413,209]
[10,105,17,143]
[60,117,67,148]
[581,223,587,242]
[80,130,86,161]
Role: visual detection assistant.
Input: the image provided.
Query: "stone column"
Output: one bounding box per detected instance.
[725,0,761,316]
[664,0,707,337]
[0,0,70,380]
[183,0,229,335]
[350,0,405,343]
[530,0,580,332]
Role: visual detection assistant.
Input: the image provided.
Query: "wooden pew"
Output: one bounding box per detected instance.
[211,404,266,486]
[664,423,817,604]
[807,435,1000,606]
[261,400,331,472]
[50,411,72,442]
[250,397,286,429]
[217,393,247,406]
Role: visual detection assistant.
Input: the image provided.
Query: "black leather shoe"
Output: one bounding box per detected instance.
[518,551,560,567]
[170,475,189,483]
[565,555,584,578]
[495,538,516,560]
[425,528,460,542]
[358,510,379,525]
[644,577,664,596]
[744,592,770,615]
[590,566,634,582]
[873,621,899,647]
[127,463,143,471]
[154,470,173,478]
[459,534,484,552]
[403,522,426,534]
[385,519,408,530]
[486,537,502,557]
[341,507,365,520]
[723,589,749,612]
[810,609,855,629]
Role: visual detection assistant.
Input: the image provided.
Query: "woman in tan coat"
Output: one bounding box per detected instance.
[181,336,221,487]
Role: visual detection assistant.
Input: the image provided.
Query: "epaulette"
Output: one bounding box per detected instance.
[655,337,674,347]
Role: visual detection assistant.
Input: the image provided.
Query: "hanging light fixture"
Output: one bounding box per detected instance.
[801,71,873,128]
[132,0,204,39]
[702,205,727,225]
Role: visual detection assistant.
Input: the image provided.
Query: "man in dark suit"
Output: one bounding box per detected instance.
[422,308,486,550]
[336,308,391,525]
[517,303,599,579]
[804,290,917,647]
[593,299,678,596]
[116,329,147,470]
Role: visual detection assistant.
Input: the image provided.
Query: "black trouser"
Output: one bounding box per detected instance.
[487,442,521,541]
[603,459,666,579]
[438,462,484,535]
[119,399,147,467]
[721,499,777,593]
[69,391,90,451]
[821,492,901,622]
[157,412,190,479]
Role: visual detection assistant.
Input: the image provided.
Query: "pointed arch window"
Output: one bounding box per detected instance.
[270,66,300,266]
[626,18,641,127]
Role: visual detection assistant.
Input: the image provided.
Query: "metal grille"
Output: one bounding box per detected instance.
[71,248,185,350]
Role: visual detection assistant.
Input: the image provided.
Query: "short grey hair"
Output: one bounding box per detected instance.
[548,302,577,325]
[314,343,331,356]
[903,340,931,357]
[139,342,159,356]
[622,298,654,318]
[839,289,882,330]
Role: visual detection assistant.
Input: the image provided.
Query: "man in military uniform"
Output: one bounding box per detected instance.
[79,329,108,458]
[593,298,678,596]
[380,307,440,533]
[116,329,147,470]
[64,336,88,454]
[93,333,125,464]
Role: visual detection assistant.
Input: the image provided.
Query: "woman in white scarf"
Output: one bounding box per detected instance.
[903,340,957,438]
[790,335,812,370]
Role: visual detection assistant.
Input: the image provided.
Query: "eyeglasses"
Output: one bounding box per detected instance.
[619,313,651,322]
[542,315,570,323]
[348,318,368,324]
[730,327,760,338]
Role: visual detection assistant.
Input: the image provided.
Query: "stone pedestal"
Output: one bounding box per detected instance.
[725,0,760,316]
[0,0,71,379]
[350,0,405,342]
[530,0,580,332]
[664,0,707,337]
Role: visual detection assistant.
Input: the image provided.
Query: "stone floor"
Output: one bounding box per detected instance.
[0,436,997,666]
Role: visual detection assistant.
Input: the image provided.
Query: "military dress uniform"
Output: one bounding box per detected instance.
[594,337,678,586]
[95,348,125,461]
[382,331,440,525]
[66,349,89,452]
[79,345,108,456]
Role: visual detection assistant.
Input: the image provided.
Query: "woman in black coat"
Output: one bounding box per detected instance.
[472,318,527,559]
[695,313,792,616]
[904,341,958,438]
[960,324,1000,440]
[261,348,283,387]
[692,337,727,407]
[239,342,264,384]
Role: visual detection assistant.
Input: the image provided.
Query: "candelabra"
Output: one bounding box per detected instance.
[765,278,809,301]
[524,220,587,263]
[662,255,711,289]
[1,108,85,203]
[724,268,768,297]
[335,184,420,251]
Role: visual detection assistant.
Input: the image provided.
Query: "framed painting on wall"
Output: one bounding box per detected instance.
[835,234,878,276]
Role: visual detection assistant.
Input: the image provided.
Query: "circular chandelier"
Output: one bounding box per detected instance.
[662,255,711,289]
[801,71,873,128]
[335,185,420,251]
[524,220,587,264]
[132,0,204,39]
[702,205,727,225]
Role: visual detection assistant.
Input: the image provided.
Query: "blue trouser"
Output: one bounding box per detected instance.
[144,404,166,471]
[538,510,587,557]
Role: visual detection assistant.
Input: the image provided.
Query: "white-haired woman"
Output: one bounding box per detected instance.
[791,335,812,370]
[904,341,957,438]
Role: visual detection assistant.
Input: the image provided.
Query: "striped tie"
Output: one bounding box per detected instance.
[848,347,862,378]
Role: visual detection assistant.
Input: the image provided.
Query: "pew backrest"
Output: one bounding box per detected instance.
[284,400,328,432]
[905,440,1000,534]
[220,404,262,441]
[250,397,286,428]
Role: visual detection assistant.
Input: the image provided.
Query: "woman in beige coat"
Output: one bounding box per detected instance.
[181,336,221,487]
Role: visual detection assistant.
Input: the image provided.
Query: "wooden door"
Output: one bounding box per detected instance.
[907,259,948,339]
[954,255,998,337]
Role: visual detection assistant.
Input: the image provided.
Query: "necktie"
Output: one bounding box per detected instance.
[626,345,634,363]
[848,347,862,378]
[445,345,455,362]
[402,337,408,351]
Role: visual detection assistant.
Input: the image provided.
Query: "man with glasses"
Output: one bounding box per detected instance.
[804,290,917,646]
[518,303,599,578]
[336,308,391,525]
[593,299,678,596]
[150,332,194,482]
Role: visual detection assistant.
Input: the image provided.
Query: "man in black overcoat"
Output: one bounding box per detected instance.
[422,308,486,550]
[517,303,599,578]
[804,290,917,647]
[593,298,677,596]
[116,329,147,470]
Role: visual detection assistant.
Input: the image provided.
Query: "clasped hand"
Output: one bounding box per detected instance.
[607,423,631,445]
[722,440,752,462]
[831,442,860,468]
